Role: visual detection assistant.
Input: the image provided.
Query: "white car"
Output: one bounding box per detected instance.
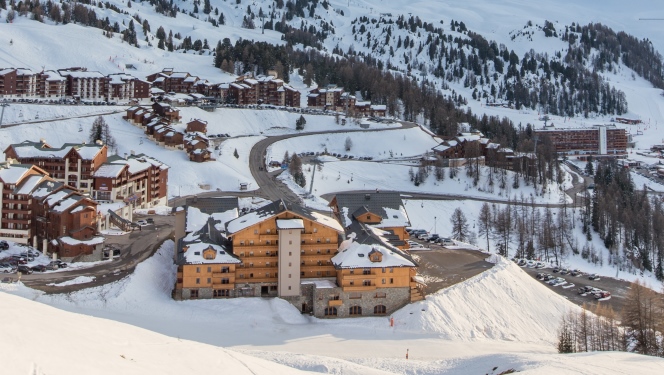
[0,265,14,273]
[136,219,148,226]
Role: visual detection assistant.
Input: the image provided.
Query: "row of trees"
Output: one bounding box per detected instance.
[558,280,664,357]
[589,161,664,280]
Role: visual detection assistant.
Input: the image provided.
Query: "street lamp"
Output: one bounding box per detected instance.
[434,216,437,234]
[0,102,9,127]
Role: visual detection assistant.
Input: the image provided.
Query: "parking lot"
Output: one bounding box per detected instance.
[520,264,634,314]
[407,237,494,294]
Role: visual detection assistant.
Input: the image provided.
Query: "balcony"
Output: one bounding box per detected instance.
[236,266,278,271]
[236,255,278,262]
[211,271,233,277]
[342,273,377,280]
[342,285,377,292]
[328,299,343,307]
[1,208,31,215]
[300,265,335,272]
[258,234,279,241]
[211,283,235,289]
[236,277,277,283]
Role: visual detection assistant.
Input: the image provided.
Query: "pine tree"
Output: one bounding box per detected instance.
[234,148,239,159]
[295,115,306,130]
[450,208,469,242]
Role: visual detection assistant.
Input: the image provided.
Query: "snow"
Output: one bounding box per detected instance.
[58,236,105,246]
[182,242,240,265]
[185,206,210,232]
[5,241,662,374]
[332,241,415,269]
[276,219,305,230]
[47,276,95,287]
[0,164,31,184]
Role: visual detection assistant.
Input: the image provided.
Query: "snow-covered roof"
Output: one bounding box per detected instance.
[182,242,240,265]
[0,164,33,184]
[276,219,304,230]
[94,164,127,178]
[170,72,189,79]
[332,241,416,269]
[186,206,209,232]
[58,236,105,246]
[370,105,386,111]
[8,141,104,160]
[61,70,105,79]
[14,174,45,195]
[332,192,410,228]
[226,200,343,235]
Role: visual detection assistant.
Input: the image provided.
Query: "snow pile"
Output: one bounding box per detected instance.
[390,256,578,342]
[47,276,95,287]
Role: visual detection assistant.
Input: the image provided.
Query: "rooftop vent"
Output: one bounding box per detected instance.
[194,251,200,255]
[358,253,365,257]
[219,250,225,255]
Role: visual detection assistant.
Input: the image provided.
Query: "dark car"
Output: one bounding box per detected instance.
[0,240,9,250]
[31,265,47,272]
[146,218,155,224]
[17,265,33,274]
[578,286,594,295]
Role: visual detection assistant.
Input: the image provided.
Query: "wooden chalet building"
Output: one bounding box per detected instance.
[37,70,67,98]
[173,199,422,317]
[186,119,208,134]
[328,192,411,250]
[152,102,181,123]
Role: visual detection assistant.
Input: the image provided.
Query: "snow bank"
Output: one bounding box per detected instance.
[47,276,95,287]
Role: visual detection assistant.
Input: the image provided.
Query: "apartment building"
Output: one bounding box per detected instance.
[58,69,109,100]
[173,199,422,318]
[92,153,169,209]
[4,140,108,194]
[534,125,628,156]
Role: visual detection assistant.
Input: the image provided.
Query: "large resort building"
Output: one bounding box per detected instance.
[174,196,424,318]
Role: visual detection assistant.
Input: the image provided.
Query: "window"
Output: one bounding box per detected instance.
[301,272,305,276]
[375,292,386,298]
[213,289,230,297]
[240,241,245,246]
[207,267,212,272]
[316,238,321,243]
[221,278,229,284]
[190,289,199,299]
[313,228,318,233]
[390,278,394,284]
[374,305,387,315]
[326,238,331,243]
[254,229,258,234]
[195,278,200,284]
[196,267,200,273]
[390,268,394,273]
[363,280,371,286]
[222,267,229,273]
[249,240,254,245]
[324,307,337,316]
[349,292,361,299]
[349,281,354,286]
[382,267,386,273]
[382,278,386,284]
[289,252,292,256]
[265,240,271,245]
[289,240,292,245]
[349,306,362,315]
[349,269,355,275]
[207,278,211,284]
[288,286,291,290]
[367,215,371,220]
[289,274,292,278]
[330,295,340,300]
[363,268,371,275]
[267,229,271,234]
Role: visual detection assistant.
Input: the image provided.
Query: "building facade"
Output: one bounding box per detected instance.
[534,125,628,156]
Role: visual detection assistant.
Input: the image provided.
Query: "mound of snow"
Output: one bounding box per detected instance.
[47,276,95,287]
[391,256,579,342]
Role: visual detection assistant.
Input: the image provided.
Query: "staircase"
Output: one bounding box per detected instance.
[107,209,136,232]
[409,269,426,302]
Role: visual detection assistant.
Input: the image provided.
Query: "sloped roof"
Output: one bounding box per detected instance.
[225,200,343,235]
[332,239,416,269]
[332,192,410,228]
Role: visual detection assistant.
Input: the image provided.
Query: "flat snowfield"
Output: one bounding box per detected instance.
[4,242,663,374]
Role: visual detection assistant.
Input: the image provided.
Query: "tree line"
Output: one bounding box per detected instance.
[558,280,663,357]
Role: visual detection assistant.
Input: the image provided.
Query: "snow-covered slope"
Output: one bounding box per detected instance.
[6,241,663,374]
[0,291,313,375]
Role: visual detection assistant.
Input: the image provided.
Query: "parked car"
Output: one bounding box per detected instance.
[136,219,148,226]
[31,265,47,273]
[548,277,565,285]
[526,260,537,268]
[0,240,9,250]
[53,260,68,268]
[578,286,594,295]
[594,291,611,299]
[552,267,560,273]
[17,265,33,274]
[535,262,546,269]
[559,268,569,275]
[0,264,14,273]
[417,233,430,240]
[570,270,583,277]
[536,272,548,280]
[146,218,155,224]
[439,238,455,246]
[588,274,601,281]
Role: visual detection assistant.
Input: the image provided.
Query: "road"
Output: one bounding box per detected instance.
[0,109,125,128]
[20,214,174,293]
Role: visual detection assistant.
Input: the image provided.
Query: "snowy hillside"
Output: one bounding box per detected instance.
[6,241,663,374]
[0,291,314,375]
